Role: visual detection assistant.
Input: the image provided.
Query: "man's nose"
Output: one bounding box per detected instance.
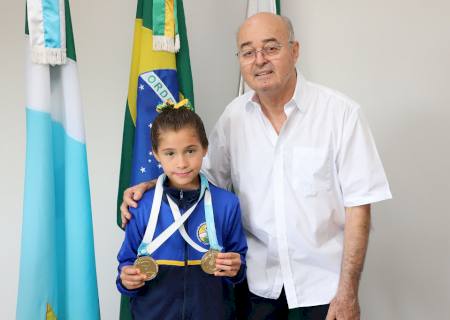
[254,50,268,65]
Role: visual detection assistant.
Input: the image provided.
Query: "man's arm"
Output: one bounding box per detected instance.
[326,204,371,320]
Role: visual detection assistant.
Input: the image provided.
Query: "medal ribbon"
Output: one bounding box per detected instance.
[138,173,222,256]
[202,178,222,251]
[167,196,207,253]
[166,174,222,253]
[138,174,206,256]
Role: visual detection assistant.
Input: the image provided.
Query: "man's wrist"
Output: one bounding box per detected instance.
[337,281,359,299]
[145,179,157,190]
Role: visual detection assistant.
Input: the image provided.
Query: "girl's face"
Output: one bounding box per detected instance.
[153,127,207,190]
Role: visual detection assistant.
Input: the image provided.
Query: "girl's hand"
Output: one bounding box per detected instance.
[120,265,147,290]
[214,252,241,277]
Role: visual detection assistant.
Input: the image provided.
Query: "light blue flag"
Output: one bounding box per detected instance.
[17,0,100,319]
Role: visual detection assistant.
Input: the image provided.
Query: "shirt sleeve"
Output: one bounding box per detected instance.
[222,196,248,285]
[202,112,233,190]
[337,106,392,207]
[116,206,146,297]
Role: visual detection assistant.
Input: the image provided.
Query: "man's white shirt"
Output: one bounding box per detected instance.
[202,73,392,308]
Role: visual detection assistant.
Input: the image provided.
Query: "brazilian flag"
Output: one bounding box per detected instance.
[116,0,194,318]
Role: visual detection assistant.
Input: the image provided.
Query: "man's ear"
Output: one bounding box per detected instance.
[292,41,300,61]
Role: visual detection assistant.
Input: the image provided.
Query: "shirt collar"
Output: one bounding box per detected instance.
[162,177,201,210]
[245,69,309,113]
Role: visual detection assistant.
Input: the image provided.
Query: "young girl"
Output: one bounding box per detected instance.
[117,102,247,320]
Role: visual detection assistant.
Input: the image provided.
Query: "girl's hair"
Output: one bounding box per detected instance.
[151,108,209,151]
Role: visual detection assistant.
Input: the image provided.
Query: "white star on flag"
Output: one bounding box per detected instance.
[148,123,152,128]
[148,159,152,163]
[157,164,162,169]
[140,167,146,173]
[148,151,153,156]
[139,84,145,91]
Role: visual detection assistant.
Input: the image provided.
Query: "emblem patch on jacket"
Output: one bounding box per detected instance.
[196,222,209,245]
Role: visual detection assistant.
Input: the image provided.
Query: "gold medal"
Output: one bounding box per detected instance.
[201,249,219,274]
[134,256,158,281]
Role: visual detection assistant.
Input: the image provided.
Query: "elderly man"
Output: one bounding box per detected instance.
[121,13,391,320]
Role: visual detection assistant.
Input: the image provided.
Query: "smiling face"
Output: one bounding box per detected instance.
[237,13,299,97]
[153,127,207,190]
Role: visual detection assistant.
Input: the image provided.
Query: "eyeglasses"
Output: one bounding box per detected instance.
[236,42,292,64]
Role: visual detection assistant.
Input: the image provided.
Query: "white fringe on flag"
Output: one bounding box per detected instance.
[27,0,66,65]
[31,46,67,65]
[153,35,180,53]
[175,34,180,52]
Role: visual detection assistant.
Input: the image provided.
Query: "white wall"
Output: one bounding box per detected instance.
[1,1,449,319]
[285,1,450,319]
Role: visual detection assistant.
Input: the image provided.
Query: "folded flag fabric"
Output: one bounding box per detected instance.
[26,0,67,65]
[116,1,194,318]
[17,1,100,319]
[247,0,278,15]
[152,0,180,52]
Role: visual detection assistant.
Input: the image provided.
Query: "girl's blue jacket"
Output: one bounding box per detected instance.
[117,181,248,320]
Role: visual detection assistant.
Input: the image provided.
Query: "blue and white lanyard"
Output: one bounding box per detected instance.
[138,173,222,256]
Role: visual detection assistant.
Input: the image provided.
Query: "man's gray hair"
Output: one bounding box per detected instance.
[280,16,295,42]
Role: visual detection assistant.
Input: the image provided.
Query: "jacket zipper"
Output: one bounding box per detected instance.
[181,204,188,320]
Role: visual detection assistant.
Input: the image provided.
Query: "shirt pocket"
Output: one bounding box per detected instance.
[290,146,332,197]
